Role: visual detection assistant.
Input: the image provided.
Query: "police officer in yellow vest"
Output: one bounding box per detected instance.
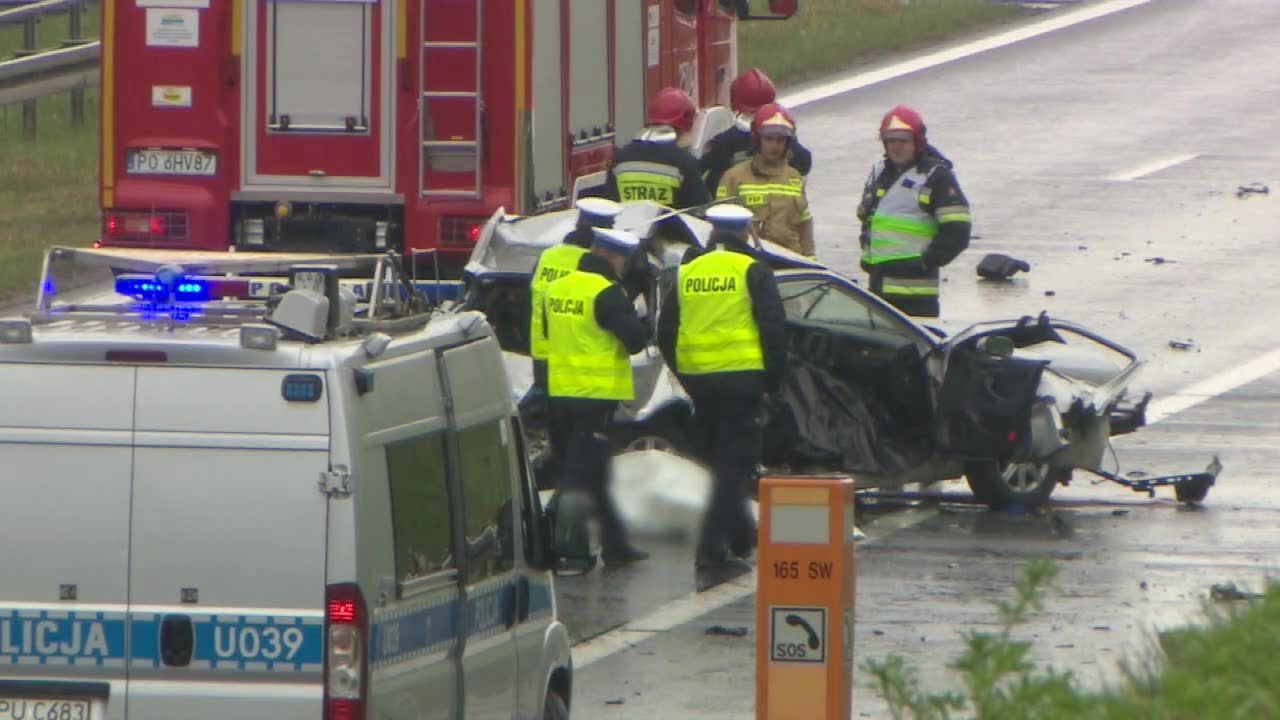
[529,198,625,490]
[658,205,788,587]
[858,105,972,318]
[545,227,651,569]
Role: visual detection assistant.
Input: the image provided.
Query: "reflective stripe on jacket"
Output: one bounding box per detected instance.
[546,272,634,400]
[613,160,683,207]
[675,250,764,375]
[716,157,812,255]
[529,244,588,360]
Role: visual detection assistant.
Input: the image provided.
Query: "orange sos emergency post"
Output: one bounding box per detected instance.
[756,476,857,720]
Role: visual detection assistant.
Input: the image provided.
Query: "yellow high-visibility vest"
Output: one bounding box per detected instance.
[546,271,634,400]
[675,250,764,375]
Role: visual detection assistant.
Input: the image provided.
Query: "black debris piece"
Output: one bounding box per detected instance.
[1236,182,1270,198]
[976,253,1031,280]
[1169,340,1197,351]
[1045,290,1056,297]
[1145,257,1174,265]
[705,625,749,638]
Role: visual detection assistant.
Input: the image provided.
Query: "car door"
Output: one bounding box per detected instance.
[770,274,938,478]
[932,340,1049,462]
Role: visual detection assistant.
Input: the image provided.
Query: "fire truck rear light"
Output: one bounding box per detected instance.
[375,221,390,250]
[104,211,190,242]
[243,219,266,246]
[439,216,487,247]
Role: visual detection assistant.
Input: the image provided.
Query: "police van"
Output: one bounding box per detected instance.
[0,247,573,720]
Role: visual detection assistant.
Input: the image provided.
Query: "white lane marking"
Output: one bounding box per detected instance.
[778,0,1153,109]
[1146,348,1280,424]
[573,570,759,668]
[1106,153,1199,181]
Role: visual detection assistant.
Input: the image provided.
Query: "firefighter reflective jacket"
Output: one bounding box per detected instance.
[545,271,634,401]
[858,151,971,316]
[715,156,813,256]
[529,244,589,361]
[606,128,710,209]
[675,250,764,375]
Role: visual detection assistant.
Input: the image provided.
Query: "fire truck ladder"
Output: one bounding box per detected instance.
[420,0,483,198]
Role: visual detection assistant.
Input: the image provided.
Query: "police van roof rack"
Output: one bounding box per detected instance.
[29,246,438,341]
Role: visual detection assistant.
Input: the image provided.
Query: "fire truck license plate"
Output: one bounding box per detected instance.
[0,698,92,720]
[127,149,217,176]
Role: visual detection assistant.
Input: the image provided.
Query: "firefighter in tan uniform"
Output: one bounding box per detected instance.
[715,103,815,258]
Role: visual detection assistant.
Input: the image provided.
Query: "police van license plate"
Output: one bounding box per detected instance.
[0,698,92,720]
[127,149,217,176]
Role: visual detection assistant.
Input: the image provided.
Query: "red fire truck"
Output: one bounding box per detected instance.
[98,0,797,274]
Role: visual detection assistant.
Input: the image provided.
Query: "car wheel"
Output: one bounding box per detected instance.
[544,689,570,720]
[609,415,689,456]
[964,460,1068,510]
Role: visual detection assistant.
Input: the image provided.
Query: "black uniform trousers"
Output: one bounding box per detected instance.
[547,396,630,552]
[533,359,571,490]
[868,269,941,318]
[687,383,764,562]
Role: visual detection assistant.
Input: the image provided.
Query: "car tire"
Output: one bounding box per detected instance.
[964,460,1068,510]
[609,414,689,456]
[544,689,570,720]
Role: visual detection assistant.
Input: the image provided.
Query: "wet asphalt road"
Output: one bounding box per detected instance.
[561,0,1280,716]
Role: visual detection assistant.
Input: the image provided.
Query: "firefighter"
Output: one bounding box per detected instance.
[857,105,972,318]
[701,68,813,195]
[657,204,788,587]
[529,197,624,489]
[545,227,651,569]
[605,87,711,210]
[716,103,815,258]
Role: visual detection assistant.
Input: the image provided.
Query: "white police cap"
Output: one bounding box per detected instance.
[575,197,624,226]
[704,203,755,230]
[591,227,642,256]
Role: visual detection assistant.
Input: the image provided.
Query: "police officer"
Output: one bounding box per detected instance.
[545,227,651,569]
[529,198,624,489]
[701,68,813,195]
[605,87,711,210]
[716,103,815,258]
[657,204,788,587]
[858,105,972,318]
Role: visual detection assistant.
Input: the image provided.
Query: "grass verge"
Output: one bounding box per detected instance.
[868,561,1280,718]
[739,0,1026,86]
[1,3,101,304]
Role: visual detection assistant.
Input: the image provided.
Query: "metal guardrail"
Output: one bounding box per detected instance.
[0,0,97,140]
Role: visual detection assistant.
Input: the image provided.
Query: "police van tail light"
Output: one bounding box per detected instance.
[325,583,368,720]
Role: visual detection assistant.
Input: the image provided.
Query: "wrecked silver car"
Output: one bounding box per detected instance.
[460,202,1218,509]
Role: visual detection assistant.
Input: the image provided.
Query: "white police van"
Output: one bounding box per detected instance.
[0,247,573,720]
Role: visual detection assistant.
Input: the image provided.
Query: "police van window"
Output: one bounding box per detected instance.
[458,419,517,583]
[387,434,455,583]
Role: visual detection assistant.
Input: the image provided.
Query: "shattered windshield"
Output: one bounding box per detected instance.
[779,278,917,339]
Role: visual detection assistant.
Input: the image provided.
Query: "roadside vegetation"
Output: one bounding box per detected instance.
[0,3,100,303]
[867,560,1280,718]
[738,0,1025,86]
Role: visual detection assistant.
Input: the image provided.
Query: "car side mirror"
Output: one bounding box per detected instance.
[977,335,1015,359]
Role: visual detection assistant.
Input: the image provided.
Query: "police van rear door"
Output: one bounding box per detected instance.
[0,364,136,720]
[126,367,330,719]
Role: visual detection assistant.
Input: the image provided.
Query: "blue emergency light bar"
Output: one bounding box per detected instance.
[116,274,212,302]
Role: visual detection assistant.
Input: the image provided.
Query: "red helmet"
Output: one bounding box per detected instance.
[879,105,926,148]
[752,103,797,140]
[647,87,697,133]
[730,68,777,115]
